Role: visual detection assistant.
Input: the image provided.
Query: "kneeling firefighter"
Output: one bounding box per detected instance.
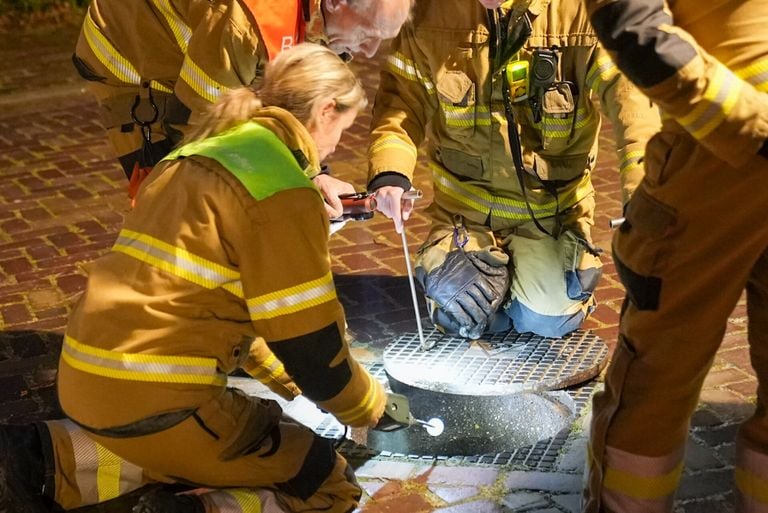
[0,44,401,513]
[367,0,661,339]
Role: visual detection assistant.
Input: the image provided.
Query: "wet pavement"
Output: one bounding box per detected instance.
[0,15,756,513]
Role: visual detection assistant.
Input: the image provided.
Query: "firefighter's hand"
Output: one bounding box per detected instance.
[313,174,356,219]
[374,186,414,234]
[420,249,509,339]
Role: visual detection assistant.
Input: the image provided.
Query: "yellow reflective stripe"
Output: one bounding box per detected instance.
[334,373,382,425]
[678,63,743,140]
[62,335,227,386]
[736,467,768,503]
[230,489,263,513]
[369,134,418,161]
[430,162,591,220]
[83,12,141,84]
[247,271,336,321]
[586,54,620,92]
[96,444,122,502]
[603,461,683,500]
[179,54,230,103]
[735,58,768,93]
[619,149,644,173]
[151,0,191,52]
[250,353,288,386]
[442,103,505,128]
[208,491,246,512]
[539,108,595,138]
[82,11,172,93]
[113,228,244,298]
[386,52,436,94]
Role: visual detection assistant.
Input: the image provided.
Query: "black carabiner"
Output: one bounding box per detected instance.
[130,83,159,128]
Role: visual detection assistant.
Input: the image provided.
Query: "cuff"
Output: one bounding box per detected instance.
[367,171,412,192]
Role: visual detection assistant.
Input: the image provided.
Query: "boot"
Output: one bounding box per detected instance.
[0,423,52,513]
[133,489,205,513]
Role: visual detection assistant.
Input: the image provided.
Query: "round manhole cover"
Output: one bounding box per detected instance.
[366,384,576,456]
[384,329,608,395]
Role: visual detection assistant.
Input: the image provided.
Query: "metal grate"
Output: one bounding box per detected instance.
[313,363,598,470]
[383,329,608,395]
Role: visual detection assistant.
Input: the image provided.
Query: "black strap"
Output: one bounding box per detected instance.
[501,73,561,239]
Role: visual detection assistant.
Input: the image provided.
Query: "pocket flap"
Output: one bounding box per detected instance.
[542,83,575,116]
[437,71,475,105]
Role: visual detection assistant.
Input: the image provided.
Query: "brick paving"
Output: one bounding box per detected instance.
[0,19,755,513]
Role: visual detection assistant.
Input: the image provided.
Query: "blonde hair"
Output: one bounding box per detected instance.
[184,43,367,143]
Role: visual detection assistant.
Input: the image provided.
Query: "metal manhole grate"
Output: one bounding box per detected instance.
[383,328,607,395]
[312,363,599,470]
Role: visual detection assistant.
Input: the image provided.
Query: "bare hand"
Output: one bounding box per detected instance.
[312,174,356,219]
[373,186,415,234]
[477,0,503,8]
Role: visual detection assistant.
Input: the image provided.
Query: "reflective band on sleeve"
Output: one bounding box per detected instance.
[735,58,768,93]
[247,271,336,321]
[619,149,645,174]
[430,162,592,220]
[386,52,436,94]
[113,228,244,298]
[676,62,743,140]
[586,54,620,93]
[249,353,289,388]
[333,372,383,426]
[62,335,227,386]
[179,54,231,104]
[82,11,172,93]
[368,134,418,161]
[151,0,192,52]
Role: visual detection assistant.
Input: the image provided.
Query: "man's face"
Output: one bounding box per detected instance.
[323,0,410,58]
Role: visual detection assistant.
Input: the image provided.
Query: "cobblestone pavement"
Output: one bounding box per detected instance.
[0,19,755,513]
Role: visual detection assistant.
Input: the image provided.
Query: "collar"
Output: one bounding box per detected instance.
[251,106,322,177]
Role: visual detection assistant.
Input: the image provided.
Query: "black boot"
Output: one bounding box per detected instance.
[133,489,205,513]
[0,423,53,513]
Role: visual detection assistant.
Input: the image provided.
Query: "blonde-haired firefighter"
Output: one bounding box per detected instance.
[0,43,387,513]
[72,0,412,212]
[368,0,660,340]
[578,0,768,511]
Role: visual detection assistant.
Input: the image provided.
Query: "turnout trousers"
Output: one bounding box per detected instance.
[583,128,768,512]
[45,387,360,513]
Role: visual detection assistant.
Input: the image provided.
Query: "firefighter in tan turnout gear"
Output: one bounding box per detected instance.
[0,44,391,513]
[368,0,660,340]
[577,0,768,511]
[73,0,412,214]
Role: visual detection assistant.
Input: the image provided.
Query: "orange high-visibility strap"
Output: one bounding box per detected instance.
[241,0,303,60]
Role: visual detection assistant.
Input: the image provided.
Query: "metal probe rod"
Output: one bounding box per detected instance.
[400,225,427,351]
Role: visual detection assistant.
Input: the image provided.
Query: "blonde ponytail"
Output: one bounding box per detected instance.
[184,43,366,144]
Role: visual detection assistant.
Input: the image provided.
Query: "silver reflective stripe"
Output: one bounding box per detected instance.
[113,228,244,298]
[247,272,336,320]
[62,335,227,386]
[62,419,100,506]
[735,58,768,92]
[387,52,435,94]
[179,54,230,103]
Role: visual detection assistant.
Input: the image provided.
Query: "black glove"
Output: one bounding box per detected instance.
[419,249,509,339]
[373,393,413,432]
